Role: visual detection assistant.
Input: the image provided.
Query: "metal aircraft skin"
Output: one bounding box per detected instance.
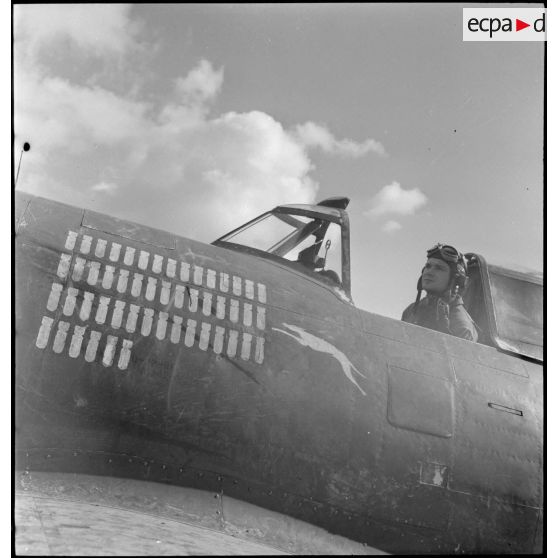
[15,191,543,554]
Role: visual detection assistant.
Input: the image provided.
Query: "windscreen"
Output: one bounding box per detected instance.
[222,213,313,252]
[218,212,343,286]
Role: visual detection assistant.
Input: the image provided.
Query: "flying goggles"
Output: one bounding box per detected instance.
[427,243,464,264]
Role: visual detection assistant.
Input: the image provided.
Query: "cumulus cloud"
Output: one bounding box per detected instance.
[15,62,317,238]
[14,6,381,241]
[117,108,319,237]
[158,60,224,130]
[382,220,402,233]
[14,4,140,59]
[294,121,386,157]
[91,181,118,195]
[176,60,224,105]
[15,72,150,153]
[365,182,427,218]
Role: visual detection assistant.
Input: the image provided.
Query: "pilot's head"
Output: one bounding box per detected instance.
[419,243,468,296]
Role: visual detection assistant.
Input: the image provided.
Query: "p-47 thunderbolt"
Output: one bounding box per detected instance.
[15,192,543,554]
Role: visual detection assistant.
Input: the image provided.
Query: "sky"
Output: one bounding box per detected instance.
[13,3,544,320]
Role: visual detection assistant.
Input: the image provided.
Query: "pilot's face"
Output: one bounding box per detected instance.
[422,257,451,294]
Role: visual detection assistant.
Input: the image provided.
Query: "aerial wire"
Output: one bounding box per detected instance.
[15,142,31,187]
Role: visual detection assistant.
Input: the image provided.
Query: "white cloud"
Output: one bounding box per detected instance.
[294,121,386,157]
[159,60,224,130]
[382,220,402,233]
[15,57,319,240]
[176,60,224,105]
[14,4,149,154]
[121,109,318,237]
[14,7,377,241]
[16,73,151,153]
[91,181,118,195]
[14,4,140,59]
[365,181,427,218]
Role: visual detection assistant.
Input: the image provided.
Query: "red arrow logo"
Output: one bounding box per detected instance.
[516,19,530,31]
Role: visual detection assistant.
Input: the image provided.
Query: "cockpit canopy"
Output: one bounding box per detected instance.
[463,254,543,362]
[214,197,542,362]
[213,197,351,298]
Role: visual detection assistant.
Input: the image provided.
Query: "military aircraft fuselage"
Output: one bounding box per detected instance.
[15,191,543,554]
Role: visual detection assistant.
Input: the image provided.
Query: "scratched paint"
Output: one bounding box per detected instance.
[62,288,78,317]
[126,305,140,333]
[109,243,121,262]
[188,289,199,312]
[156,312,169,340]
[141,308,154,336]
[420,462,448,488]
[69,326,86,358]
[145,277,157,301]
[232,276,242,296]
[116,270,129,294]
[95,238,107,258]
[241,333,252,361]
[206,269,216,289]
[36,316,54,349]
[124,247,135,266]
[184,319,196,347]
[102,336,117,367]
[174,285,185,309]
[256,306,266,330]
[160,281,171,305]
[80,292,94,321]
[216,296,226,319]
[131,273,144,297]
[138,250,149,270]
[219,272,229,292]
[46,283,63,312]
[243,303,253,327]
[53,321,70,353]
[199,322,211,351]
[255,336,265,364]
[180,262,190,282]
[118,340,133,370]
[213,326,225,354]
[202,292,212,316]
[102,265,115,290]
[57,254,72,280]
[65,231,78,251]
[85,331,102,362]
[111,300,126,329]
[72,257,86,282]
[193,265,204,285]
[170,316,183,344]
[79,235,92,254]
[272,323,367,396]
[86,261,101,286]
[227,330,239,358]
[152,254,163,274]
[230,299,239,323]
[166,259,176,278]
[95,297,110,325]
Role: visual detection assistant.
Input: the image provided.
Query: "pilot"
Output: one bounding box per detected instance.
[402,243,478,341]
